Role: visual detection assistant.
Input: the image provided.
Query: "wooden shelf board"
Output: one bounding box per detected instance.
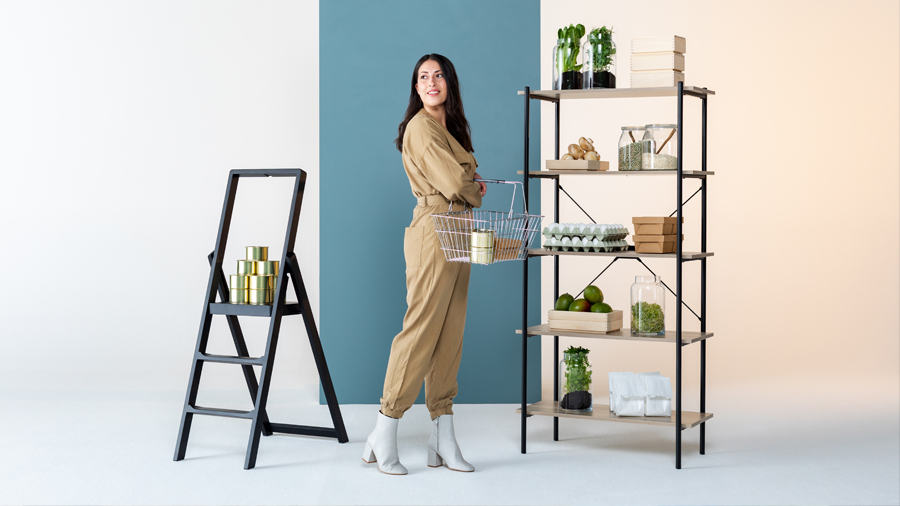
[518,86,715,101]
[517,400,713,428]
[520,169,713,177]
[517,325,713,344]
[527,249,713,261]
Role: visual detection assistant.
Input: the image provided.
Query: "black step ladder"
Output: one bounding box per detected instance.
[173,168,347,470]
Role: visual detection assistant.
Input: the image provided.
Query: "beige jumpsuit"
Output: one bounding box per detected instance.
[380,108,483,420]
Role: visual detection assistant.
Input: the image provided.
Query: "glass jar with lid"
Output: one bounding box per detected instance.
[641,124,678,170]
[559,346,592,411]
[631,275,665,336]
[553,38,583,90]
[618,126,645,171]
[582,27,616,89]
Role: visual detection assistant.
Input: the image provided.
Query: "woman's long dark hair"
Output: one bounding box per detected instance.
[395,53,473,153]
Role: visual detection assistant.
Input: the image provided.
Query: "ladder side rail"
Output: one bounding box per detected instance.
[175,172,240,461]
[287,253,348,443]
[243,171,305,469]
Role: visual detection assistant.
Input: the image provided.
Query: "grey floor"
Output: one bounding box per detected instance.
[2,377,898,506]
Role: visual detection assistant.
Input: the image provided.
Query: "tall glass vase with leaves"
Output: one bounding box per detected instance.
[559,346,593,411]
[553,24,585,90]
[583,26,616,89]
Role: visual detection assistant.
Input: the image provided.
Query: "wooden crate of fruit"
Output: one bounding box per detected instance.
[548,310,623,333]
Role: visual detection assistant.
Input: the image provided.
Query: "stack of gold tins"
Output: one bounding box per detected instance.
[229,246,279,305]
[470,229,494,265]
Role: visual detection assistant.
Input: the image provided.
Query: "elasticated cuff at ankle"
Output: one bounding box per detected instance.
[429,406,454,420]
[380,407,404,419]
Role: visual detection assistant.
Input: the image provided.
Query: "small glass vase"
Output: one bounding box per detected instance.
[631,275,665,336]
[582,32,616,89]
[559,349,592,412]
[552,38,583,90]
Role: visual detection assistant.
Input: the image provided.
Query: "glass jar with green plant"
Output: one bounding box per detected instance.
[553,24,585,90]
[583,26,616,89]
[559,345,592,411]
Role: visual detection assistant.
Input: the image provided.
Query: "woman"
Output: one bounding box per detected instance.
[362,54,486,475]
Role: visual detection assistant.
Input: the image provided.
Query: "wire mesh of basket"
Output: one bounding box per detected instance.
[431,179,543,265]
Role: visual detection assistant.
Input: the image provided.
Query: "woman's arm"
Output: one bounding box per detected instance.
[419,142,483,208]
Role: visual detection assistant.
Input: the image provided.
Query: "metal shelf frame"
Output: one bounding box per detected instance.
[519,82,713,469]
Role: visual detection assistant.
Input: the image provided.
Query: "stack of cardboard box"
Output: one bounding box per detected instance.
[631,217,683,254]
[630,36,686,88]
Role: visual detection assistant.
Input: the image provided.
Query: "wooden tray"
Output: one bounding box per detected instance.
[545,160,609,171]
[548,309,623,333]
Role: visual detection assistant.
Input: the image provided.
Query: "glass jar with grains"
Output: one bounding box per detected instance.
[618,126,645,171]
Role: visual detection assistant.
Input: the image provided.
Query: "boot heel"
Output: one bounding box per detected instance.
[427,448,443,468]
[362,442,376,464]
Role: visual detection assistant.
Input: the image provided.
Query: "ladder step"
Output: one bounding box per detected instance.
[187,405,254,419]
[198,352,264,366]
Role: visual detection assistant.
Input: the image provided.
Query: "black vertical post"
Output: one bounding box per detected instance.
[174,173,239,461]
[700,95,708,455]
[675,81,684,470]
[553,99,560,442]
[521,86,530,454]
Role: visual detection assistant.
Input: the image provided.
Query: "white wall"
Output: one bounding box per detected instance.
[539,0,900,399]
[0,0,321,392]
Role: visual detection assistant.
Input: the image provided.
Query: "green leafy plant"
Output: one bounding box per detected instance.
[631,301,665,334]
[588,26,616,72]
[563,345,592,393]
[556,24,585,73]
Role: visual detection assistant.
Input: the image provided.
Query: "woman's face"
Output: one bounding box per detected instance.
[415,59,447,108]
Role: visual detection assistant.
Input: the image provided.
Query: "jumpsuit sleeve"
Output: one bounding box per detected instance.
[419,141,483,208]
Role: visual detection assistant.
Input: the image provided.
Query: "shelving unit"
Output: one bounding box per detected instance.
[518,83,715,469]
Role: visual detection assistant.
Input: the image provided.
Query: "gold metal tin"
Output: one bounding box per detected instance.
[248,289,274,305]
[256,260,279,276]
[246,246,268,261]
[470,246,493,265]
[248,275,275,290]
[230,288,249,304]
[470,229,495,248]
[230,275,250,290]
[237,260,257,276]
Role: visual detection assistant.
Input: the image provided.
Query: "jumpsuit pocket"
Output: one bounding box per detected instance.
[404,226,425,269]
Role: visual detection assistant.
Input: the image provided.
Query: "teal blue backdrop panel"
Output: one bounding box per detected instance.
[320,0,541,405]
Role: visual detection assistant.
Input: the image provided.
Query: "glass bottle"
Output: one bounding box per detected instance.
[552,38,582,90]
[641,124,678,171]
[582,29,616,89]
[559,348,592,411]
[618,126,645,171]
[631,275,665,336]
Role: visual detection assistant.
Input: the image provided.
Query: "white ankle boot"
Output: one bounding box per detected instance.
[427,414,474,472]
[362,412,408,475]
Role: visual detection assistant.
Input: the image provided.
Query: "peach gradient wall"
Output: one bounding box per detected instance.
[538,0,900,401]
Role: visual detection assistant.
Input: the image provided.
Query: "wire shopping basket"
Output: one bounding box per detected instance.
[431,179,543,265]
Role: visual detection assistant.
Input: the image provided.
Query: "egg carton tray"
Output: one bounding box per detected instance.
[543,236,629,252]
[542,222,629,242]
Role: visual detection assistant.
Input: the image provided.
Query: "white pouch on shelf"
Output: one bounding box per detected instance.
[642,375,673,416]
[608,372,634,412]
[612,375,646,416]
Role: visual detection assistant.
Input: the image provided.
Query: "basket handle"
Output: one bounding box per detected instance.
[474,178,528,217]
